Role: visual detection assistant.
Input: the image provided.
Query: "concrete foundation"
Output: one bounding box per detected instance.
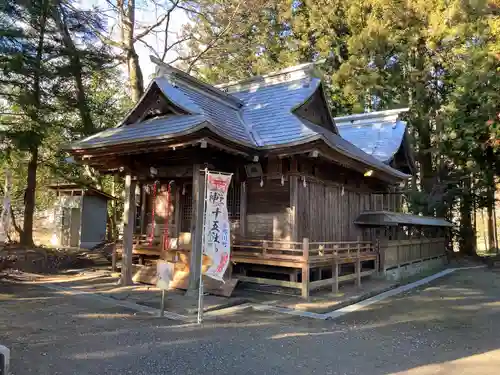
[384,256,446,281]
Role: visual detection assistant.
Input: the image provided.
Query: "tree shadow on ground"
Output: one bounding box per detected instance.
[1,268,500,374]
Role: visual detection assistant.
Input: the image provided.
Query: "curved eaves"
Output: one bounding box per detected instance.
[69,115,208,150]
[300,118,409,180]
[154,77,203,115]
[327,133,410,180]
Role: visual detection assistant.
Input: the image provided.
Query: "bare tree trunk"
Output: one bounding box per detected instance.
[20,0,49,247]
[487,176,496,251]
[10,209,22,238]
[494,188,499,251]
[480,208,487,251]
[459,177,475,256]
[21,147,38,246]
[118,0,144,102]
[127,48,144,102]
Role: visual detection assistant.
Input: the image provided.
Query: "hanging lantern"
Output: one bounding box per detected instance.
[281,175,285,186]
[341,185,345,196]
[182,184,186,196]
[302,176,307,188]
[260,177,264,187]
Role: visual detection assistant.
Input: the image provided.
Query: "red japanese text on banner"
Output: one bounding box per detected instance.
[203,172,232,281]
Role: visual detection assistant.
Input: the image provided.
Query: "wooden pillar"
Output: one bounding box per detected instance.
[290,176,299,242]
[174,185,181,241]
[140,183,147,235]
[239,181,247,237]
[121,174,136,286]
[301,238,310,299]
[187,165,205,295]
[332,257,339,294]
[355,238,361,288]
[111,244,117,272]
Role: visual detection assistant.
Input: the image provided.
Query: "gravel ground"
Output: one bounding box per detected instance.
[1,268,500,375]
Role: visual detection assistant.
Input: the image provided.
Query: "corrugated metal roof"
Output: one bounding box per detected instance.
[71,115,207,149]
[335,109,409,163]
[354,211,453,227]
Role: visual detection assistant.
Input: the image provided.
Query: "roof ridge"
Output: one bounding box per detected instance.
[334,108,409,126]
[216,61,321,90]
[218,63,325,94]
[235,109,262,147]
[150,56,244,109]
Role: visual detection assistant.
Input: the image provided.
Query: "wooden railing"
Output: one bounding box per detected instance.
[232,238,377,298]
[379,237,446,271]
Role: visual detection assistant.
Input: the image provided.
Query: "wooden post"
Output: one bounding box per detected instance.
[239,181,247,237]
[111,244,117,272]
[174,185,181,242]
[187,165,205,296]
[301,238,310,299]
[140,183,147,235]
[262,240,268,256]
[290,176,299,242]
[332,255,339,294]
[121,174,137,286]
[355,238,361,288]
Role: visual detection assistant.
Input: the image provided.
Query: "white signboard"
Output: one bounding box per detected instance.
[203,172,232,281]
[156,260,174,290]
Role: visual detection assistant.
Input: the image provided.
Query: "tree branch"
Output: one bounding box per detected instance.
[133,13,169,41]
[184,1,243,73]
[137,37,160,59]
[163,36,191,60]
[161,0,180,60]
[10,207,23,237]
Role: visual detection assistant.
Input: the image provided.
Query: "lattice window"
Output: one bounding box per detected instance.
[178,181,240,232]
[180,186,193,232]
[227,181,240,221]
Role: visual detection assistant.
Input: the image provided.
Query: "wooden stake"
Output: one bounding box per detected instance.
[301,238,310,299]
[332,257,339,294]
[187,165,205,295]
[356,238,361,288]
[121,174,136,286]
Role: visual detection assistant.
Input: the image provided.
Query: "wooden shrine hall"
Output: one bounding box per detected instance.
[67,57,452,298]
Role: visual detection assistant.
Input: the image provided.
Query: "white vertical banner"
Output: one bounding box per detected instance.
[203,171,233,282]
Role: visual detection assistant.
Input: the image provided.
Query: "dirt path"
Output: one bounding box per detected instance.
[1,268,500,375]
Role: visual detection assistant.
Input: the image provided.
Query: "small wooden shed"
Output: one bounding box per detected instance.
[48,184,114,249]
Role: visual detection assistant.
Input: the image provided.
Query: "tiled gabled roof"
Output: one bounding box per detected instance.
[335,108,409,164]
[69,59,410,181]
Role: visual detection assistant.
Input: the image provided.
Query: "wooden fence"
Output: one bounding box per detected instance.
[379,237,446,271]
[232,238,377,298]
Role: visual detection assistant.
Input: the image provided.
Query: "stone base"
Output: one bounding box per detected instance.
[384,256,446,281]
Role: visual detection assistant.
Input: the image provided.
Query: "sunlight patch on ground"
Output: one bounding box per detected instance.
[269,330,345,340]
[390,348,500,375]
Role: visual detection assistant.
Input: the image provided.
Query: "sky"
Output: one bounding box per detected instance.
[77,0,189,84]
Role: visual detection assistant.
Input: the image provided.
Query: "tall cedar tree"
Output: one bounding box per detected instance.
[0,0,115,245]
